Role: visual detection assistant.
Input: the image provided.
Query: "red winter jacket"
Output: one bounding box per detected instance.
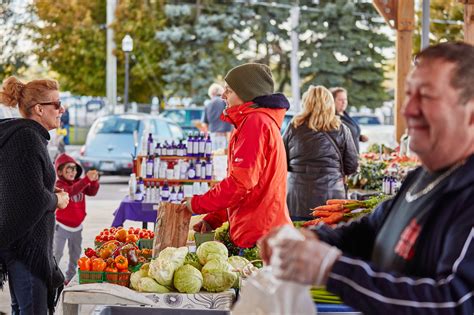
[191,101,291,248]
[55,153,99,228]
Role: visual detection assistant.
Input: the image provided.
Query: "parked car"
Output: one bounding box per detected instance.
[158,108,204,133]
[66,98,106,127]
[78,113,184,174]
[351,114,396,152]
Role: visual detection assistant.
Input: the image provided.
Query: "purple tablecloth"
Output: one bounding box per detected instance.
[112,196,158,227]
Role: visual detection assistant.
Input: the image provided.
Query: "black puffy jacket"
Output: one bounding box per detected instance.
[283,123,358,219]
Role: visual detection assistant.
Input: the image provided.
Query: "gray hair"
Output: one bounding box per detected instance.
[208,83,224,98]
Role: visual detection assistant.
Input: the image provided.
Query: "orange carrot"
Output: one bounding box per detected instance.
[313,208,351,217]
[326,199,354,205]
[310,204,345,212]
[302,218,323,227]
[322,213,344,225]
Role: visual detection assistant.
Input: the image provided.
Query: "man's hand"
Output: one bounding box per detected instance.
[56,191,70,209]
[86,170,99,181]
[271,229,341,286]
[54,187,64,193]
[193,220,213,233]
[360,134,369,142]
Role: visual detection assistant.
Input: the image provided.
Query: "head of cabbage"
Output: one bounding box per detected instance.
[184,252,203,271]
[196,241,228,265]
[201,259,237,292]
[173,264,203,293]
[137,277,170,293]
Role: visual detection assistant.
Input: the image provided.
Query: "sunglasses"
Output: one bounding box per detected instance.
[29,101,62,110]
[65,165,77,172]
[38,101,62,110]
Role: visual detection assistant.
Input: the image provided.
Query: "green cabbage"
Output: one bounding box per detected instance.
[196,241,228,265]
[173,264,203,293]
[184,252,203,271]
[149,247,189,287]
[201,259,237,292]
[137,277,171,293]
[130,263,151,290]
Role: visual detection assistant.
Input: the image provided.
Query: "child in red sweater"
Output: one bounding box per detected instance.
[54,153,100,283]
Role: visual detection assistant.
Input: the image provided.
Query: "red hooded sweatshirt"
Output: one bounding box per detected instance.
[55,153,100,228]
[191,101,291,248]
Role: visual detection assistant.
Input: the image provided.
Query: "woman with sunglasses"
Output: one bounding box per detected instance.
[0,76,70,314]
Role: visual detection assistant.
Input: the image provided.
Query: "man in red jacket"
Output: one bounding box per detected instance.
[185,63,292,249]
[54,153,100,283]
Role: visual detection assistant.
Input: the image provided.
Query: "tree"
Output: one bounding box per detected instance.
[113,0,168,103]
[298,0,392,109]
[0,1,31,78]
[413,0,464,53]
[30,0,168,103]
[156,2,243,104]
[31,0,107,96]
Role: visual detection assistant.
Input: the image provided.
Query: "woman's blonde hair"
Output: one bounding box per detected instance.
[292,85,341,132]
[0,76,59,117]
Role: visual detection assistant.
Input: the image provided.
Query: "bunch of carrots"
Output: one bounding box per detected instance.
[302,199,371,227]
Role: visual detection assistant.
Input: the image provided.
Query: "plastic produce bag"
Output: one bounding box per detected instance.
[232,225,316,315]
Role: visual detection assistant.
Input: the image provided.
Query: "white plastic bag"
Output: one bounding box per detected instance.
[232,225,316,315]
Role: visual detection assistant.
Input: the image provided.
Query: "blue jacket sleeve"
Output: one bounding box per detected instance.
[324,200,474,314]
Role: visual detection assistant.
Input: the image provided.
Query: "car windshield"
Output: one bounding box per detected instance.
[93,117,139,134]
[353,116,381,125]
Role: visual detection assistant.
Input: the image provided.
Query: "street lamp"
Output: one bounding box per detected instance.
[122,34,133,113]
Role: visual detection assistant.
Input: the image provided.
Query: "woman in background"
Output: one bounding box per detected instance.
[330,87,368,153]
[0,77,69,314]
[283,85,358,221]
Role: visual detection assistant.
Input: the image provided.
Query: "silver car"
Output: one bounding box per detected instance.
[78,113,183,174]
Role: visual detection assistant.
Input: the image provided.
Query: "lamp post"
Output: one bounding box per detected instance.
[122,34,133,113]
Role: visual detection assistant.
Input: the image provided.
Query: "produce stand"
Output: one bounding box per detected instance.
[112,196,158,228]
[60,279,234,315]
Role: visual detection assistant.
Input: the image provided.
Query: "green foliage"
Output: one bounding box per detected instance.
[298,0,392,109]
[112,0,168,103]
[413,0,464,53]
[156,3,242,104]
[0,1,31,77]
[31,0,107,96]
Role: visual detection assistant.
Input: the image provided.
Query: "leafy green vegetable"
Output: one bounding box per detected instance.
[184,252,203,271]
[201,259,237,293]
[137,277,171,293]
[173,264,203,294]
[196,241,228,265]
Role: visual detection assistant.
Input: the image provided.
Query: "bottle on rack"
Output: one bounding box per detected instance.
[162,141,169,156]
[200,159,207,180]
[161,181,170,201]
[177,185,184,201]
[138,177,145,194]
[150,182,156,203]
[198,132,206,157]
[154,143,161,156]
[173,161,180,179]
[176,140,184,157]
[153,155,160,178]
[205,157,213,179]
[205,134,212,157]
[169,141,176,156]
[187,133,194,157]
[154,182,161,202]
[145,183,151,202]
[140,156,147,178]
[128,173,137,200]
[195,159,202,179]
[188,160,196,179]
[170,186,177,202]
[147,133,154,156]
[146,155,154,178]
[135,186,143,202]
[159,161,167,179]
[193,132,200,157]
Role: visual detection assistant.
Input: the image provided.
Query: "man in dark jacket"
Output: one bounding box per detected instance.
[260,42,474,314]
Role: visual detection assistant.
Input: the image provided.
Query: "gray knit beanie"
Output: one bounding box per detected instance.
[224,63,274,102]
